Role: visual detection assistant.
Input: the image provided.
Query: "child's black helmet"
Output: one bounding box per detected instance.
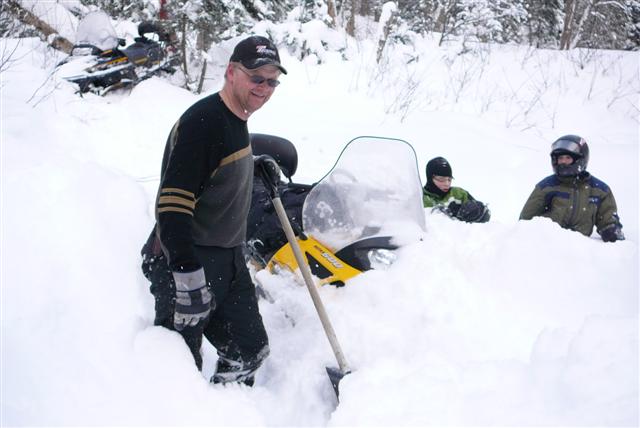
[550,135,589,177]
[426,156,452,181]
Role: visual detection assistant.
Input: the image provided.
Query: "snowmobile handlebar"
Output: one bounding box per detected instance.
[255,155,281,199]
[70,44,105,56]
[256,156,308,238]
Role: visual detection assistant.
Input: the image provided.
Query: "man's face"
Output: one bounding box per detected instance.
[228,64,281,115]
[557,154,574,165]
[433,175,452,192]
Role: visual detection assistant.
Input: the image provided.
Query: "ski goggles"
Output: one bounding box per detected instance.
[236,66,280,88]
[433,176,453,183]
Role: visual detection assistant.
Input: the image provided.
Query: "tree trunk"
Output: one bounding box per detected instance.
[569,0,597,48]
[346,13,356,37]
[179,15,190,90]
[560,0,577,49]
[196,60,207,94]
[345,0,357,37]
[327,0,337,27]
[376,9,396,63]
[5,0,74,53]
[437,0,456,46]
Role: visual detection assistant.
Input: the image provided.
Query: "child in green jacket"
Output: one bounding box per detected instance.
[423,156,490,223]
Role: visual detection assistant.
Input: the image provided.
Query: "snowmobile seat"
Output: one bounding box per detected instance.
[123,40,163,65]
[250,133,298,180]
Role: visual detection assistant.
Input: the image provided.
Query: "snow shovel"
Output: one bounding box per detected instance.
[256,159,351,398]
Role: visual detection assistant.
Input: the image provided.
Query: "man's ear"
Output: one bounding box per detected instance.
[225,63,235,80]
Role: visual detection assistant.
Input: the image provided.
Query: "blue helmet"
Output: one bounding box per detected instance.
[550,135,589,177]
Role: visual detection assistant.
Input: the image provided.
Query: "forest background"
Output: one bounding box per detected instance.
[3,0,639,96]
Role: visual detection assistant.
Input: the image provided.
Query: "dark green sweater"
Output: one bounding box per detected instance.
[155,93,253,272]
[422,186,473,208]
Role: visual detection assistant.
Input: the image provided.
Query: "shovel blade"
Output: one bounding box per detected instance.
[326,366,350,399]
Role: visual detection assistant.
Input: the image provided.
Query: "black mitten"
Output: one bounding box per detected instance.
[456,200,490,223]
[446,202,461,217]
[600,226,624,243]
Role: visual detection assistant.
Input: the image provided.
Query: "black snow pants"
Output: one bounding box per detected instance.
[141,229,269,385]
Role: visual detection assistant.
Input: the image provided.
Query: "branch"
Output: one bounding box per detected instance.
[0,38,22,74]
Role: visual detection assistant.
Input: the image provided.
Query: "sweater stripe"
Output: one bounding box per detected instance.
[157,206,194,216]
[158,188,196,215]
[161,187,195,198]
[158,195,196,210]
[210,146,252,178]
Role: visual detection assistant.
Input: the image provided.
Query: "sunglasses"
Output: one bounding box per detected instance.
[236,66,280,88]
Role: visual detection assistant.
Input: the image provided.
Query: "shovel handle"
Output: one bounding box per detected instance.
[271,196,350,374]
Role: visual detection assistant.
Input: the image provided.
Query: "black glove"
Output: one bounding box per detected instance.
[254,155,281,187]
[172,268,214,331]
[600,226,625,243]
[456,200,490,223]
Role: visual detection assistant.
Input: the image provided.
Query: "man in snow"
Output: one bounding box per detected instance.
[140,35,286,385]
[422,156,490,223]
[519,134,624,242]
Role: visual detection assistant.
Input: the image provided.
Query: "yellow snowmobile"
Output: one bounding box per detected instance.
[248,134,426,287]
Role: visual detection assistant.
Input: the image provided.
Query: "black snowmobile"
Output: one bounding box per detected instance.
[247,134,426,287]
[56,11,179,95]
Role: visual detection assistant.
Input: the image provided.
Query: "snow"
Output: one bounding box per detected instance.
[1,26,638,427]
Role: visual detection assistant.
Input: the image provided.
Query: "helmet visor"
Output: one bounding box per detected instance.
[551,139,581,156]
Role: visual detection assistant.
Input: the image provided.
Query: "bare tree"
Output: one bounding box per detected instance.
[560,0,631,50]
[437,0,461,46]
[1,3,24,74]
[345,0,358,36]
[0,37,22,75]
[327,0,338,26]
[525,0,561,48]
[560,0,597,49]
[376,2,398,63]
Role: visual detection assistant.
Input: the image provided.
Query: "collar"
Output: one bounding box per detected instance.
[424,181,448,198]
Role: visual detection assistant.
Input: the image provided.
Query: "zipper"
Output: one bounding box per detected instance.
[566,179,580,229]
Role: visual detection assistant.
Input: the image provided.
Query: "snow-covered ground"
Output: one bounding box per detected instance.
[1,25,638,426]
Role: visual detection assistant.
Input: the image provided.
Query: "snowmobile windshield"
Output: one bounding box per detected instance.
[75,11,119,52]
[302,136,426,252]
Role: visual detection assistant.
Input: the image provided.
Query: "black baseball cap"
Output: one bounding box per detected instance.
[230,36,287,75]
